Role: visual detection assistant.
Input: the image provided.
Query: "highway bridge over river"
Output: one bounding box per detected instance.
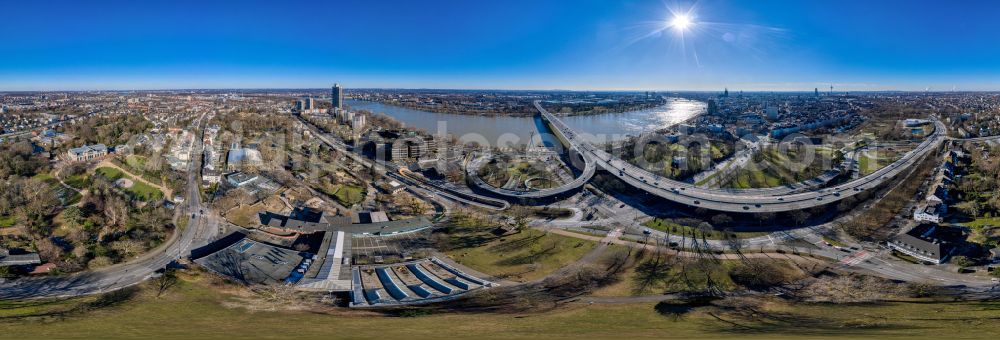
[469,101,947,213]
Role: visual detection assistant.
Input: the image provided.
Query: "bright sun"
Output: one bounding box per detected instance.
[670,14,692,31]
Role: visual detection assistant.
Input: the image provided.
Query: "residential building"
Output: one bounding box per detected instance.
[913,204,944,223]
[888,224,954,264]
[351,113,366,131]
[390,135,437,162]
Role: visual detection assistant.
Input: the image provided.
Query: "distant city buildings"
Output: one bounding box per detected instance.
[351,113,366,131]
[390,134,438,162]
[765,103,779,120]
[297,96,323,114]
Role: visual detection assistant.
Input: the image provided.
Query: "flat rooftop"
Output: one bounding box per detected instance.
[194,235,306,285]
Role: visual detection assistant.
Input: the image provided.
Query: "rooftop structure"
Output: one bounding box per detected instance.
[259,207,432,235]
[226,145,263,171]
[259,208,352,233]
[192,232,310,285]
[296,230,353,292]
[0,249,41,267]
[350,258,495,307]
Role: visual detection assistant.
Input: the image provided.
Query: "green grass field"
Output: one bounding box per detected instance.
[96,166,125,180]
[727,160,784,189]
[62,174,90,190]
[31,172,57,183]
[445,228,596,282]
[32,172,82,206]
[724,146,840,189]
[127,181,164,201]
[125,155,147,170]
[96,166,164,201]
[961,216,1000,228]
[0,215,15,228]
[326,184,365,206]
[643,219,769,240]
[2,271,999,339]
[858,151,888,176]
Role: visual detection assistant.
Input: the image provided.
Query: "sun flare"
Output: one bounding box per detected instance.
[670,13,693,31]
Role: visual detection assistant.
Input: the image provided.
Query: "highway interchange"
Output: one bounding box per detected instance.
[3,104,997,300]
[484,101,949,213]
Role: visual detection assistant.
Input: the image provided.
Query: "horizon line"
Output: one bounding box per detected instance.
[1,87,996,93]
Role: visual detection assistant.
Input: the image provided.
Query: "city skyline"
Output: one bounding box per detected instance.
[3,0,1000,91]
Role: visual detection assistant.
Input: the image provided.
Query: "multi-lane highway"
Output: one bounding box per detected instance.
[535,100,947,213]
[0,112,219,299]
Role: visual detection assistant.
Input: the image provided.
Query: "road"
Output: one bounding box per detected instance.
[0,111,219,299]
[537,100,948,213]
[532,166,998,290]
[294,115,510,210]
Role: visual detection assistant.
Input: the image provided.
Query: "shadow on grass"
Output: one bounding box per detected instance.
[495,242,558,266]
[0,286,139,322]
[687,300,924,337]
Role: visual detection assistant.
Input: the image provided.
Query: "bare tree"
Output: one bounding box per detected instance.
[110,239,145,258]
[154,268,179,297]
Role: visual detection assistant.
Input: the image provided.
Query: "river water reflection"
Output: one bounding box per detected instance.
[346,98,705,147]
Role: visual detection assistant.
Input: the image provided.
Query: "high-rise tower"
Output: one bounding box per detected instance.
[332,83,343,110]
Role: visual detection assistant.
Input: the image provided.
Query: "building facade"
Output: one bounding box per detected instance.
[888,225,953,264]
[332,83,343,110]
[67,144,108,161]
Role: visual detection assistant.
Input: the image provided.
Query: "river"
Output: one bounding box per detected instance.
[345,98,705,147]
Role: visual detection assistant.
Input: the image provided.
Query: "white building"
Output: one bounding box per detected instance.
[351,114,366,131]
[913,204,943,223]
[67,144,108,162]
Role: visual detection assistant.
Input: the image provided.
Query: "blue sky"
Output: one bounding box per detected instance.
[2,0,999,91]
